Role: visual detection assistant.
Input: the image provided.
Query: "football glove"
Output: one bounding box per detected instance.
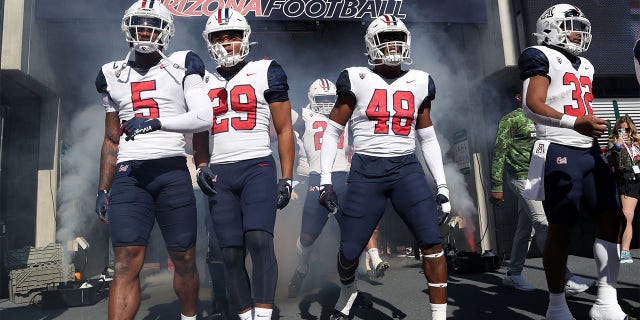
[95,189,109,224]
[196,166,217,197]
[318,184,338,215]
[436,184,451,225]
[277,178,293,210]
[123,117,161,141]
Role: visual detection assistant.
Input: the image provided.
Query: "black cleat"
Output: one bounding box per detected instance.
[204,298,229,320]
[329,310,349,320]
[374,261,390,278]
[288,270,306,298]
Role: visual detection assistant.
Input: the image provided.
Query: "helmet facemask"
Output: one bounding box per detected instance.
[366,30,411,66]
[122,4,174,53]
[534,5,592,56]
[205,29,251,67]
[307,79,336,115]
[202,9,253,68]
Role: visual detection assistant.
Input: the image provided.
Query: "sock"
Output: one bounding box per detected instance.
[368,248,382,268]
[593,239,620,302]
[255,307,272,319]
[238,309,252,320]
[431,303,447,320]
[296,237,312,274]
[181,314,197,320]
[335,281,358,315]
[357,252,368,275]
[548,292,568,309]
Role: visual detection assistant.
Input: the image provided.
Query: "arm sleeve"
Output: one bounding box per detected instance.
[159,73,213,133]
[416,126,447,186]
[320,120,345,185]
[518,47,550,81]
[264,61,290,103]
[490,116,511,192]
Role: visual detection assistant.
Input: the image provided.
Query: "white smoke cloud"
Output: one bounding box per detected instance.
[56,105,104,261]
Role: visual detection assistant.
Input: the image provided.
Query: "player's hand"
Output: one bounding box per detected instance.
[122,117,161,141]
[196,166,217,197]
[291,189,299,201]
[490,192,504,204]
[436,184,451,225]
[95,190,109,224]
[318,184,338,215]
[277,178,293,210]
[574,115,607,139]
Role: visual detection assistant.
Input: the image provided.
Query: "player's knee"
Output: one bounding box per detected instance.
[300,233,316,247]
[245,230,274,253]
[221,246,245,270]
[337,252,359,285]
[420,243,444,257]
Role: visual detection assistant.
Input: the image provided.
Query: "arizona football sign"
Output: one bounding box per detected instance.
[164,0,406,20]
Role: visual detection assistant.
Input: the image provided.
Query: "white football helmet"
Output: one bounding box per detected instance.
[121,0,174,53]
[202,8,252,67]
[307,79,336,115]
[365,15,412,66]
[534,4,591,56]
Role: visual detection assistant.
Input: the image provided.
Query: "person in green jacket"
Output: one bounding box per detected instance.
[490,92,593,294]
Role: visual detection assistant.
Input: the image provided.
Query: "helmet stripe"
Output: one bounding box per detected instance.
[141,0,147,8]
[321,79,327,90]
[148,0,155,8]
[382,15,397,26]
[217,8,222,24]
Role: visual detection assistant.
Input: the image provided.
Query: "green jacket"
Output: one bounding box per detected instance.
[490,108,537,192]
[607,140,639,177]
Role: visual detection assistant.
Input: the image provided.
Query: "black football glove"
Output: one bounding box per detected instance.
[277,178,293,210]
[436,184,451,225]
[318,184,338,215]
[196,166,217,197]
[95,189,109,224]
[123,117,161,141]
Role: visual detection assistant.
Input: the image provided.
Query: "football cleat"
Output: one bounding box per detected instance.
[287,270,306,298]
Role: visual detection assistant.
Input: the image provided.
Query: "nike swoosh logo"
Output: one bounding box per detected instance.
[160,64,169,69]
[406,80,415,83]
[246,73,256,76]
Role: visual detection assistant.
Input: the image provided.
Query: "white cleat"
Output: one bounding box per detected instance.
[565,275,595,296]
[589,303,629,320]
[502,274,536,291]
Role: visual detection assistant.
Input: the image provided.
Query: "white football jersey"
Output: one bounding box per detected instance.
[301,107,350,173]
[203,60,283,164]
[98,51,195,163]
[343,67,432,157]
[525,46,595,148]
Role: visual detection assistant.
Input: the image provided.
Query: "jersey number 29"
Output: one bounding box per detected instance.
[208,85,257,134]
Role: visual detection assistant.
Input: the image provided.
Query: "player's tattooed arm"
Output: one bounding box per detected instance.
[98,112,120,191]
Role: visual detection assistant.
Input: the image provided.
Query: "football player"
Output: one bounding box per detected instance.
[94,1,213,320]
[287,79,390,299]
[318,15,451,320]
[194,8,294,320]
[520,4,627,320]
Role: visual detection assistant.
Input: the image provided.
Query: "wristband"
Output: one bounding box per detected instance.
[559,114,577,129]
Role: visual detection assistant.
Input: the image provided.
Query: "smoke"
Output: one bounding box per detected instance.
[55,105,104,266]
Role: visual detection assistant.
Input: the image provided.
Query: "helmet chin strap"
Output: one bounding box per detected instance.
[114,48,134,78]
[114,46,185,78]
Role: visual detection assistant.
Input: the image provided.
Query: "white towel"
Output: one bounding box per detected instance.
[524,140,550,201]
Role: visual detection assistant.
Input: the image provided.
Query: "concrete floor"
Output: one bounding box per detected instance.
[0,249,638,320]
